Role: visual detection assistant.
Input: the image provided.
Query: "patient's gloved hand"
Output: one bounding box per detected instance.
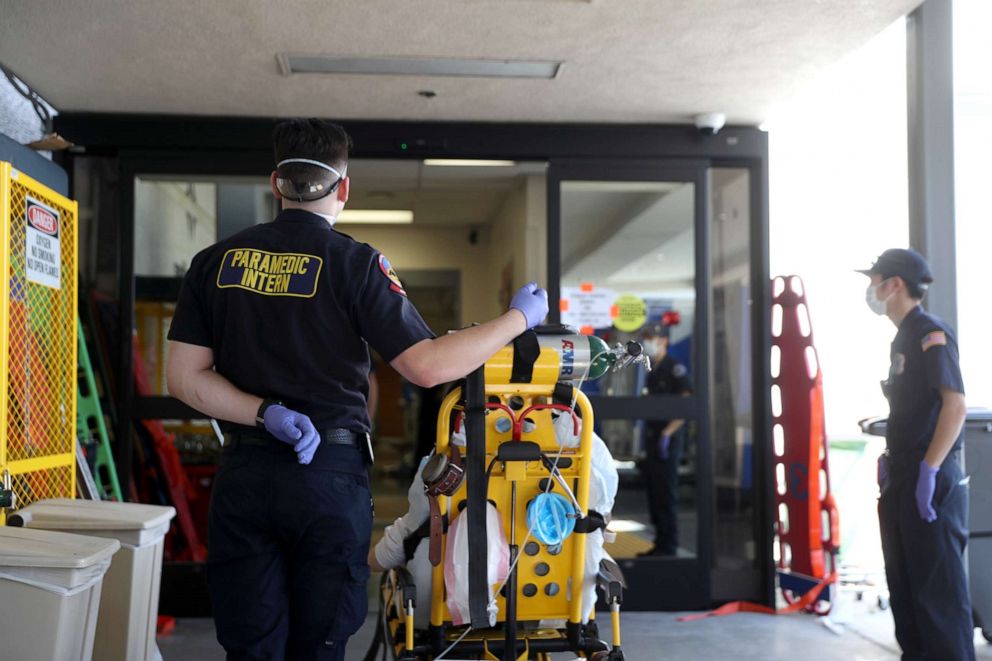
[373,456,432,572]
[509,281,549,329]
[401,456,432,535]
[877,453,889,487]
[263,404,320,464]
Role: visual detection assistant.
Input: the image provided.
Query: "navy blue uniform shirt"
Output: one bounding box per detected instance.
[883,306,964,460]
[167,208,435,434]
[646,354,692,433]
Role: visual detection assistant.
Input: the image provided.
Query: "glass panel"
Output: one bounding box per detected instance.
[559,179,696,402]
[134,176,278,278]
[133,176,274,396]
[559,179,696,444]
[709,167,756,572]
[606,418,700,560]
[559,179,697,559]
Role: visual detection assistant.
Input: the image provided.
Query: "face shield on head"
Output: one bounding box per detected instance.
[274,158,346,202]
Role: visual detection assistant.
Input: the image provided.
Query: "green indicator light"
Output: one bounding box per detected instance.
[400,143,408,150]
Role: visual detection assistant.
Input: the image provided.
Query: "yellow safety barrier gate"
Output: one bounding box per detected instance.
[0,162,78,523]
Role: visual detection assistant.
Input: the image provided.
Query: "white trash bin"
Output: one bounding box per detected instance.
[0,526,119,661]
[10,499,176,661]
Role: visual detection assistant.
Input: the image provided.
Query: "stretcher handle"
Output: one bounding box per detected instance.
[517,403,580,438]
[821,493,841,550]
[485,403,517,435]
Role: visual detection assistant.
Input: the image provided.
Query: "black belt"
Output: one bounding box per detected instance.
[225,428,368,451]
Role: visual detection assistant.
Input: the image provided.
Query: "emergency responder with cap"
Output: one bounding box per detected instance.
[165,118,549,661]
[638,319,691,556]
[860,248,974,661]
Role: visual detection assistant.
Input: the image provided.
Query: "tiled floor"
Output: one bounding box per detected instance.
[157,449,992,659]
[157,592,992,660]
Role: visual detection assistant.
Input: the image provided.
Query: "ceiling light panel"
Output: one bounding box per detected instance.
[337,210,414,224]
[278,54,561,79]
[423,159,517,167]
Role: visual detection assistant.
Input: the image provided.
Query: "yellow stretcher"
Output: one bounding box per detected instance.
[367,328,643,660]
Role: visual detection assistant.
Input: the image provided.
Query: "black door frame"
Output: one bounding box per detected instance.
[53,113,772,610]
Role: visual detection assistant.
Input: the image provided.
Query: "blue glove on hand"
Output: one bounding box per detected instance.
[915,460,938,522]
[658,434,671,460]
[877,453,889,487]
[509,281,549,330]
[263,405,320,464]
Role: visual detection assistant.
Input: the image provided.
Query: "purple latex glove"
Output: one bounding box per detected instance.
[263,405,320,464]
[877,453,889,487]
[509,281,549,330]
[915,460,938,522]
[658,434,672,460]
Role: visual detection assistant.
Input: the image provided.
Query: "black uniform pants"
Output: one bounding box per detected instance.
[208,439,372,661]
[878,453,974,661]
[642,431,684,554]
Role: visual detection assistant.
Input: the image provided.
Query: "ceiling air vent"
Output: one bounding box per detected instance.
[277,54,561,79]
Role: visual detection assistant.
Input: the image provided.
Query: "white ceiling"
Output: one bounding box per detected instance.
[0,0,920,124]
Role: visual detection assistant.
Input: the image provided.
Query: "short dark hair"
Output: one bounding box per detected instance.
[899,277,927,301]
[272,119,352,169]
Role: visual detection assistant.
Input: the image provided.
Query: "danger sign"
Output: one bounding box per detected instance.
[25,196,61,290]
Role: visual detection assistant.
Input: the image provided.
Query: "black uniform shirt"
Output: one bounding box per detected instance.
[167,209,435,433]
[884,306,965,459]
[646,354,692,434]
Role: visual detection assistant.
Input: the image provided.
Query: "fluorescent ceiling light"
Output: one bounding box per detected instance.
[278,54,561,79]
[423,159,517,167]
[337,210,413,224]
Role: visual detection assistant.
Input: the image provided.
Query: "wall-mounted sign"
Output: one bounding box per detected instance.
[560,283,616,334]
[25,196,61,290]
[612,294,647,332]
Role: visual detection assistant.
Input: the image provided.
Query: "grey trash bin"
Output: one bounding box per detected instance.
[9,498,176,661]
[0,526,119,661]
[962,408,992,642]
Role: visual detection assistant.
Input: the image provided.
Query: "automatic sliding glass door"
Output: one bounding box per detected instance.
[549,160,712,609]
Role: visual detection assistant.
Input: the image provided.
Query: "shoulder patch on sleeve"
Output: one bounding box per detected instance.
[378,254,407,296]
[921,330,947,352]
[672,363,687,378]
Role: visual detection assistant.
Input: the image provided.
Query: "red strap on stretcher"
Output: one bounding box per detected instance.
[677,572,838,622]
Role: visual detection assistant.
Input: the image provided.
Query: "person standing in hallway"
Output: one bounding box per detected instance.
[861,248,974,661]
[165,118,549,661]
[638,321,692,556]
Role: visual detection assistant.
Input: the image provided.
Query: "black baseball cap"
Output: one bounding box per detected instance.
[857,248,933,291]
[642,322,670,339]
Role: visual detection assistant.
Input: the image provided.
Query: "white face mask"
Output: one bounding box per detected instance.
[865,280,891,316]
[642,339,660,357]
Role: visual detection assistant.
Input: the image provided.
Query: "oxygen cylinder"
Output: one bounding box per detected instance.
[537,334,614,381]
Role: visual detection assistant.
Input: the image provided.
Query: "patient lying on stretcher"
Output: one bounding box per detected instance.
[369,411,619,627]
